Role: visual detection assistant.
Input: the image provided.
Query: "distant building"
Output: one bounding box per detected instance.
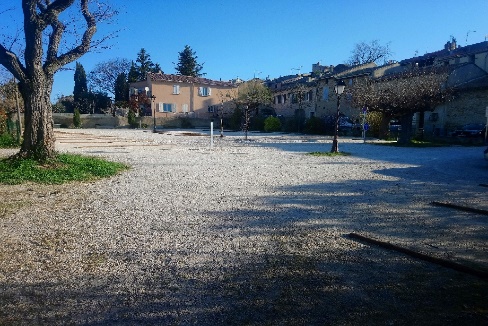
[399,40,488,135]
[266,40,488,136]
[129,72,237,119]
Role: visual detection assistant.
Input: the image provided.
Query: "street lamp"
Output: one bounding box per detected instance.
[331,80,346,153]
[151,94,157,132]
[219,99,224,137]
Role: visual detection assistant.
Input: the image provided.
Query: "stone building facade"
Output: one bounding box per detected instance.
[267,40,488,136]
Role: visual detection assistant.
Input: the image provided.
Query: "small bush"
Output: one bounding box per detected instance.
[0,133,19,148]
[127,110,137,128]
[250,115,265,131]
[264,116,282,132]
[180,117,193,129]
[73,108,81,128]
[304,117,326,135]
[227,107,243,131]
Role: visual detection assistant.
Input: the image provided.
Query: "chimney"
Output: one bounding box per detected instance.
[445,38,457,51]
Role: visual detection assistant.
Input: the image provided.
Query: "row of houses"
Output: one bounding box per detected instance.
[129,39,488,135]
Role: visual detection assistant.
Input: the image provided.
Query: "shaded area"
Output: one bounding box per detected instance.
[1,247,486,325]
[1,135,487,325]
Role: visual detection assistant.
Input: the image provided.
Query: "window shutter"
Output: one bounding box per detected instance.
[198,87,202,96]
[323,87,329,101]
[172,104,176,112]
[158,102,163,112]
[208,87,212,96]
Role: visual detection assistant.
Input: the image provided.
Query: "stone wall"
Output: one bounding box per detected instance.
[424,88,488,136]
[53,113,126,128]
[52,113,213,130]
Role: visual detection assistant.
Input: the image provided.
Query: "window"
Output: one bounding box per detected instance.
[276,95,283,104]
[429,113,439,121]
[182,104,189,113]
[199,87,211,96]
[173,85,180,95]
[322,87,329,101]
[159,103,175,112]
[305,91,313,102]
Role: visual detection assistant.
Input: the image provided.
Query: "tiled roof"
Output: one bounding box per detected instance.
[147,73,235,87]
[334,62,377,79]
[401,41,488,64]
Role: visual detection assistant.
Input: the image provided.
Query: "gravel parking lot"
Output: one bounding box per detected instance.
[1,129,487,325]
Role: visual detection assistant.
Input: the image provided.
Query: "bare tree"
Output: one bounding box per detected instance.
[347,40,392,65]
[0,0,116,161]
[351,67,452,143]
[227,79,272,140]
[287,82,315,132]
[88,57,130,97]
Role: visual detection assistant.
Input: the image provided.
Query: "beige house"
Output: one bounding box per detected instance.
[129,73,237,120]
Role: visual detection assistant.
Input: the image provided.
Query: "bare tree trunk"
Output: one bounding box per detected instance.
[18,78,56,160]
[398,113,413,145]
[379,113,391,139]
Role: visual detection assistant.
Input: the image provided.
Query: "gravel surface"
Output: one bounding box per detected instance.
[1,129,487,325]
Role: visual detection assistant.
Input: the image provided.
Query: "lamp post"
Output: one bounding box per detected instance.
[331,80,346,153]
[219,99,224,137]
[151,94,157,132]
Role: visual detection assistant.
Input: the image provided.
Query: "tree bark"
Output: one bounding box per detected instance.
[0,0,99,161]
[379,113,391,139]
[397,113,413,145]
[18,75,56,160]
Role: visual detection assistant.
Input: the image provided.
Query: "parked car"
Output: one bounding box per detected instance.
[389,120,401,132]
[451,123,486,137]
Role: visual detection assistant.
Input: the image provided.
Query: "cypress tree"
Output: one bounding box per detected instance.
[73,62,88,103]
[114,72,129,102]
[174,45,204,77]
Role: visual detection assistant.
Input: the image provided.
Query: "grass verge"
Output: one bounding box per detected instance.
[0,133,21,148]
[0,153,129,184]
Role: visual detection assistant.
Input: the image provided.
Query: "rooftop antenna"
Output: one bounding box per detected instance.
[291,66,303,75]
[466,30,476,45]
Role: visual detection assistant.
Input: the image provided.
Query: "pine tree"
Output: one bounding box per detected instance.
[128,61,139,83]
[135,48,159,80]
[73,62,88,103]
[174,45,204,77]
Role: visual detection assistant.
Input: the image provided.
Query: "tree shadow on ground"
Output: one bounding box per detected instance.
[1,247,486,325]
[2,171,487,325]
[1,141,487,325]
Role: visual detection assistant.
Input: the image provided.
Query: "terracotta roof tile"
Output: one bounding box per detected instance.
[148,73,235,87]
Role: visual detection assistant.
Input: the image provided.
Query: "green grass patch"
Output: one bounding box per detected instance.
[0,133,21,148]
[0,153,129,185]
[309,151,351,157]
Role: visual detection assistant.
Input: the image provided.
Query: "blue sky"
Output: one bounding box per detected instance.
[1,0,488,101]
